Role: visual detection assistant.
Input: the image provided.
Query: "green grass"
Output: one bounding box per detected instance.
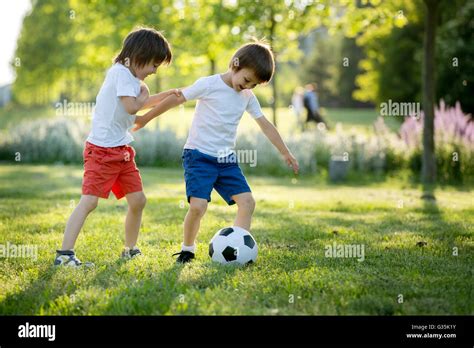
[0,164,472,315]
[323,107,401,133]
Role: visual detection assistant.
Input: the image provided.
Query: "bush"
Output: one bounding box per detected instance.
[0,116,396,177]
[399,100,474,183]
[1,101,472,184]
[133,128,185,167]
[0,117,87,163]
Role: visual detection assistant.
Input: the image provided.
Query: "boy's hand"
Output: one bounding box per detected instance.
[132,116,147,132]
[283,152,299,174]
[169,88,182,98]
[132,93,186,132]
[137,82,150,103]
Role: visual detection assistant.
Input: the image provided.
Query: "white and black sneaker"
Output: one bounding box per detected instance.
[121,246,142,260]
[54,250,94,268]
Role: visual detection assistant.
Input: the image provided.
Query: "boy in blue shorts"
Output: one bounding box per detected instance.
[134,41,299,263]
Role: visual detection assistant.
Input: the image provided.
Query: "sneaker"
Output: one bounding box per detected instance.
[121,246,142,259]
[172,250,195,264]
[54,250,94,268]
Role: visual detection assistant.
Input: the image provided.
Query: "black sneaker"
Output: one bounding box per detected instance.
[54,250,94,268]
[172,250,195,264]
[121,246,142,259]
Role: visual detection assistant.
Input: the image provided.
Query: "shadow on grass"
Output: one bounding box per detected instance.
[251,198,470,275]
[0,258,180,315]
[325,171,388,187]
[402,176,472,192]
[100,261,185,315]
[0,263,60,315]
[102,260,240,315]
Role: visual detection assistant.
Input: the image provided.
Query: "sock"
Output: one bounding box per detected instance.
[56,249,74,255]
[181,243,195,253]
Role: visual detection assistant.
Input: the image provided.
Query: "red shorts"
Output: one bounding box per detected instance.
[82,142,143,199]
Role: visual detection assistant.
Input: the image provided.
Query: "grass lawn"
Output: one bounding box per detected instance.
[0,164,472,315]
[323,107,401,132]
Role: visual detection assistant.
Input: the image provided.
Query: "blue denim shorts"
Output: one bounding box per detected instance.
[182,149,251,205]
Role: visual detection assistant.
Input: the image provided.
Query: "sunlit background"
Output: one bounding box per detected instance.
[0,0,472,183]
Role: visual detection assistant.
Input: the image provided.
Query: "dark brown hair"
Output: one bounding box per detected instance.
[114,27,172,68]
[229,40,275,83]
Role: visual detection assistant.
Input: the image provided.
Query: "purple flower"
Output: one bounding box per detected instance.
[399,100,473,149]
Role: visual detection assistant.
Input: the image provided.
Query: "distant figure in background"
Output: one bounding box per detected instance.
[291,86,305,132]
[303,83,328,129]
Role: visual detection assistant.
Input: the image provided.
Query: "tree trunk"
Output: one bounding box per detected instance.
[269,12,277,126]
[421,0,438,185]
[210,58,216,76]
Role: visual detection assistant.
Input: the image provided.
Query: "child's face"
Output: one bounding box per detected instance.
[132,61,160,80]
[231,68,261,92]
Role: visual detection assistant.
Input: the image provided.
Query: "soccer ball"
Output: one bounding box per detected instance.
[208,226,258,265]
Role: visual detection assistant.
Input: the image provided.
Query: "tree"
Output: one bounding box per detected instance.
[338,36,368,107]
[436,0,474,115]
[301,29,342,107]
[339,0,439,187]
[12,0,77,105]
[421,0,438,185]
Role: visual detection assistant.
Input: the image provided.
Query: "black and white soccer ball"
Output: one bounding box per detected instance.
[208,226,258,265]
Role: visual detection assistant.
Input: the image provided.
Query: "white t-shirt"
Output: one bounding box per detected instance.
[182,74,264,157]
[87,63,140,147]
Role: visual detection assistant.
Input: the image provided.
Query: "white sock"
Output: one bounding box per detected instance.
[181,243,196,253]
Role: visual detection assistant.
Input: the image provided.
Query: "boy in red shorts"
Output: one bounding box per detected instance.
[54,27,180,267]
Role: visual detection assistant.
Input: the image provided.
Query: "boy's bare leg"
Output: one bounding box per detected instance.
[124,191,147,248]
[183,197,208,246]
[231,192,256,231]
[61,195,99,250]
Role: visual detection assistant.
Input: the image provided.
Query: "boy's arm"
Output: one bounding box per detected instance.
[133,93,186,131]
[120,83,149,115]
[255,116,299,174]
[140,89,182,110]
